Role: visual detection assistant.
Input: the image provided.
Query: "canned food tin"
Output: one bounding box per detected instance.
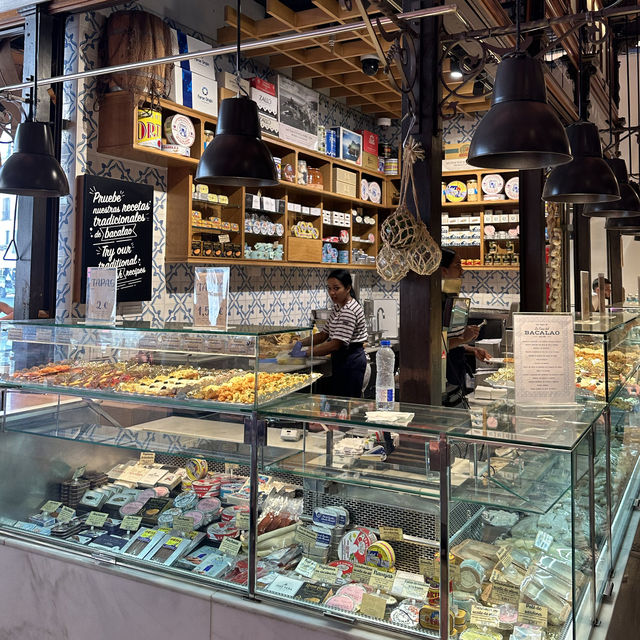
[164,114,196,148]
[137,109,162,149]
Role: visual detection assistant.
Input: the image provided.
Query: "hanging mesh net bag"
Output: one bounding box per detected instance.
[376,243,410,282]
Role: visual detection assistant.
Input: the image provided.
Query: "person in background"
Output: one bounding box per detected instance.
[592,277,612,311]
[440,249,490,405]
[292,269,368,398]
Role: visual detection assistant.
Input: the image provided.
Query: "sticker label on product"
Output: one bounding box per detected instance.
[351,564,373,583]
[219,538,242,556]
[236,512,249,530]
[518,602,548,627]
[41,501,62,513]
[312,564,340,584]
[491,581,520,605]
[419,557,436,580]
[85,266,117,325]
[470,604,500,627]
[139,451,155,466]
[379,526,403,542]
[218,234,230,244]
[86,511,108,528]
[360,593,387,620]
[121,516,142,532]
[295,557,319,578]
[193,267,230,330]
[369,568,395,592]
[72,465,87,481]
[57,506,76,523]
[534,531,554,552]
[401,580,430,600]
[295,525,319,546]
[267,574,304,598]
[172,516,195,532]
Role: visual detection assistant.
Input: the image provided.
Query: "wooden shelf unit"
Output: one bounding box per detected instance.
[442,169,520,269]
[98,92,394,270]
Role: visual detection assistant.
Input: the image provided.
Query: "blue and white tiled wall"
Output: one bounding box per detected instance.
[56,6,517,324]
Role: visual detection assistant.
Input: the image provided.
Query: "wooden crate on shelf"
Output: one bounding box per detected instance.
[288,237,322,263]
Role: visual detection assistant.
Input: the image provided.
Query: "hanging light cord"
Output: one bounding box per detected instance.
[235,0,249,98]
[626,16,633,177]
[515,0,521,52]
[578,21,583,120]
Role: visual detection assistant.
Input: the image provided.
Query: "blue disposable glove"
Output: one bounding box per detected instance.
[289,341,307,358]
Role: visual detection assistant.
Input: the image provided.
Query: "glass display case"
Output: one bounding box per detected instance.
[258,396,606,640]
[0,320,317,410]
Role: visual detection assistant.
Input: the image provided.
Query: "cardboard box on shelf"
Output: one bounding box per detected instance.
[333,167,357,186]
[357,129,379,155]
[335,180,357,198]
[168,67,218,117]
[250,77,278,118]
[444,142,470,159]
[216,70,250,95]
[362,151,379,172]
[170,30,215,80]
[331,127,362,166]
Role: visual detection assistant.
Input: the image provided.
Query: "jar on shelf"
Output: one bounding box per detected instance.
[466,179,478,202]
[297,160,308,185]
[204,129,215,149]
[308,168,323,188]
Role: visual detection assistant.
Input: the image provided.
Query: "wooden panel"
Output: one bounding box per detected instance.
[287,237,322,262]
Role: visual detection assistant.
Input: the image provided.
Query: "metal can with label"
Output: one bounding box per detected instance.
[137,109,162,149]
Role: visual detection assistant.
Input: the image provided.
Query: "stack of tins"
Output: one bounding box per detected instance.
[105,10,172,98]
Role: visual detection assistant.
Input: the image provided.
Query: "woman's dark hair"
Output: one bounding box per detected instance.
[440,248,457,269]
[327,269,355,298]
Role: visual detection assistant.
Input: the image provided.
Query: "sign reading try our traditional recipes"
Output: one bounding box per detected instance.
[75,175,153,303]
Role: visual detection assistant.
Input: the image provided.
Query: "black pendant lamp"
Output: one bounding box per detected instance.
[583,158,640,218]
[195,0,277,187]
[605,214,640,232]
[0,7,69,197]
[542,122,620,203]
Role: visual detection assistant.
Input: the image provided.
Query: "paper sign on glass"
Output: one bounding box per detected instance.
[513,313,575,405]
[85,267,117,325]
[193,267,230,330]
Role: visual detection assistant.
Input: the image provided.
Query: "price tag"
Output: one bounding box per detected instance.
[219,537,242,556]
[139,451,155,466]
[236,511,250,530]
[401,580,430,600]
[534,531,554,552]
[312,564,340,584]
[369,568,395,592]
[295,525,318,546]
[193,267,230,330]
[419,557,436,580]
[41,501,62,513]
[500,551,514,568]
[295,557,319,578]
[518,603,548,627]
[218,234,231,244]
[172,516,194,532]
[379,526,403,542]
[360,593,387,620]
[72,465,87,481]
[491,581,520,605]
[85,511,108,528]
[121,515,142,532]
[85,266,117,324]
[351,564,373,583]
[56,506,76,523]
[470,604,500,627]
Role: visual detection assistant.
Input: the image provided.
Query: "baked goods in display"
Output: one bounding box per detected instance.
[8,361,319,404]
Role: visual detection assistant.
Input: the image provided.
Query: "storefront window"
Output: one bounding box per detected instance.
[0,131,16,311]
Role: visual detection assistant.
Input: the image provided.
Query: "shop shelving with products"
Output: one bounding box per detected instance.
[442,169,520,270]
[97,91,392,270]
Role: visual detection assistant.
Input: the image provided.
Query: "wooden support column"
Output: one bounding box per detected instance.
[13,6,64,319]
[519,169,547,311]
[607,229,623,303]
[398,0,442,404]
[572,205,591,312]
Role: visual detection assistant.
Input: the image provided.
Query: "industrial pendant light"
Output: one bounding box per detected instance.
[0,8,69,197]
[467,0,571,170]
[195,0,277,187]
[605,214,640,231]
[583,158,640,217]
[542,26,619,203]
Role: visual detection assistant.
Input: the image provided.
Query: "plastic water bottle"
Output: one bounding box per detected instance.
[376,340,395,410]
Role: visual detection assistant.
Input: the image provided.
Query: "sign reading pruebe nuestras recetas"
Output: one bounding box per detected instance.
[76,175,153,303]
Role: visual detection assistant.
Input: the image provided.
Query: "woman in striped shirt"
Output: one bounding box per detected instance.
[296,269,368,397]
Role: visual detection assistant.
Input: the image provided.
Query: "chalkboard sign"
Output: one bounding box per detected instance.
[75,175,153,303]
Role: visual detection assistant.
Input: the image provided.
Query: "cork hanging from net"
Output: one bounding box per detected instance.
[376,244,410,282]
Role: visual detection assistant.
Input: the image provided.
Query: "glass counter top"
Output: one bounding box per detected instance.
[261,395,601,450]
[573,311,640,334]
